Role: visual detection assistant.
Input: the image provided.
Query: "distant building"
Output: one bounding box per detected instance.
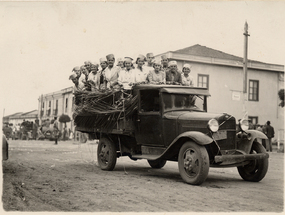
[3,110,38,126]
[38,87,74,132]
[156,44,284,136]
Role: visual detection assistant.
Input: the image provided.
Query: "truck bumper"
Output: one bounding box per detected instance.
[214,152,269,164]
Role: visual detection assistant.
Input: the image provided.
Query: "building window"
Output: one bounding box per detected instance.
[72,97,75,111]
[54,100,58,116]
[65,98,68,112]
[248,80,259,101]
[248,116,258,125]
[197,74,209,89]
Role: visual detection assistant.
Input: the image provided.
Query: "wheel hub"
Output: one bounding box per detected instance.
[183,150,198,174]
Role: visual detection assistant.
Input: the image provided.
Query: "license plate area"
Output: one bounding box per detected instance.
[213,130,227,140]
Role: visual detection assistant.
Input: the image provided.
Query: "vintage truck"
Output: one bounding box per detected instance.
[74,85,269,185]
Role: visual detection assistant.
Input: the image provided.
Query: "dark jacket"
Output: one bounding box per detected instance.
[266,125,275,138]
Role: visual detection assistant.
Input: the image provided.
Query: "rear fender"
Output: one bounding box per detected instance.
[237,130,268,154]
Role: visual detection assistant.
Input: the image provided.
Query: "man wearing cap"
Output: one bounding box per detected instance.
[144,53,155,73]
[161,55,169,73]
[88,62,100,91]
[99,57,108,90]
[166,61,182,85]
[133,54,149,84]
[181,64,194,87]
[104,54,120,90]
[118,57,135,90]
[72,67,85,89]
[80,65,91,90]
[117,58,125,69]
[84,61,92,73]
[69,73,84,91]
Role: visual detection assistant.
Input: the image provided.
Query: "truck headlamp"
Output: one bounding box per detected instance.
[239,119,249,131]
[208,119,219,132]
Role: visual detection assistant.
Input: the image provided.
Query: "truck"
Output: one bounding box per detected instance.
[74,85,269,185]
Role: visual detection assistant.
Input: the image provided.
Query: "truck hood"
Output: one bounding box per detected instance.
[163,111,224,121]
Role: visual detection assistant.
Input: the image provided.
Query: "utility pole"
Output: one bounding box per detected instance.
[243,21,250,119]
[243,21,250,93]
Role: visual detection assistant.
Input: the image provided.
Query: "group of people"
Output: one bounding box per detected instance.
[69,53,195,92]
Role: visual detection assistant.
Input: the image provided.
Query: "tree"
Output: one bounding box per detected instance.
[278,89,284,108]
[59,114,71,140]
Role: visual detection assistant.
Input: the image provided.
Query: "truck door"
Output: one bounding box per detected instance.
[135,89,164,146]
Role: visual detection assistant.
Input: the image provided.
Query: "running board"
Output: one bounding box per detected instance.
[131,154,161,160]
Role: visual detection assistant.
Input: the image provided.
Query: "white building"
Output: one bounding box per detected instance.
[38,87,74,132]
[156,44,284,142]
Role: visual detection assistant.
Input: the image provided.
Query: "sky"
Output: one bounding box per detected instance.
[1,1,285,117]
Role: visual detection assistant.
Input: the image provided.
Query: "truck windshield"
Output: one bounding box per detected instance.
[162,93,205,112]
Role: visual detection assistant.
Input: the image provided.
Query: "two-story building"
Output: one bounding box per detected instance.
[38,87,74,132]
[156,44,284,142]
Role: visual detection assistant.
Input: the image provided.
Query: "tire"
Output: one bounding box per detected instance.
[237,142,269,182]
[97,138,117,171]
[178,141,209,185]
[147,159,167,169]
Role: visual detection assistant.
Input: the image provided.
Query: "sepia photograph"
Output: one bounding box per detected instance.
[1,1,284,213]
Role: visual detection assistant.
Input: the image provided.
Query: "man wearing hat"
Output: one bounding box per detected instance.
[117,58,125,69]
[144,53,155,73]
[99,57,108,90]
[88,62,100,91]
[104,54,120,89]
[72,67,85,89]
[70,73,85,90]
[84,61,92,73]
[161,55,169,73]
[166,61,182,85]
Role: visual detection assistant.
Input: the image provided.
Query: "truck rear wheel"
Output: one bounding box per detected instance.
[178,141,209,185]
[237,141,268,182]
[147,159,167,169]
[97,138,117,171]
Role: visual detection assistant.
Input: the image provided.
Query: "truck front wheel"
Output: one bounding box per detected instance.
[97,138,117,171]
[178,141,209,185]
[237,141,268,182]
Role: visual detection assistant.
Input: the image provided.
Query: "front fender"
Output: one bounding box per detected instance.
[158,131,213,160]
[172,131,213,146]
[237,130,267,154]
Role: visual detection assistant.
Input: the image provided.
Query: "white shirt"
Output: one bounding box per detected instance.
[104,66,120,89]
[118,68,136,90]
[181,74,194,87]
[133,66,149,83]
[88,72,100,90]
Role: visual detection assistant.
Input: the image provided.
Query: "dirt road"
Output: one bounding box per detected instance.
[1,140,284,212]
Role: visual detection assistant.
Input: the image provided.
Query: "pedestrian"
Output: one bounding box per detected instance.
[147,60,165,84]
[53,117,59,145]
[265,121,275,152]
[166,61,182,85]
[181,64,194,87]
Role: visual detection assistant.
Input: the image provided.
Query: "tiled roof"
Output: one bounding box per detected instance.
[173,44,261,63]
